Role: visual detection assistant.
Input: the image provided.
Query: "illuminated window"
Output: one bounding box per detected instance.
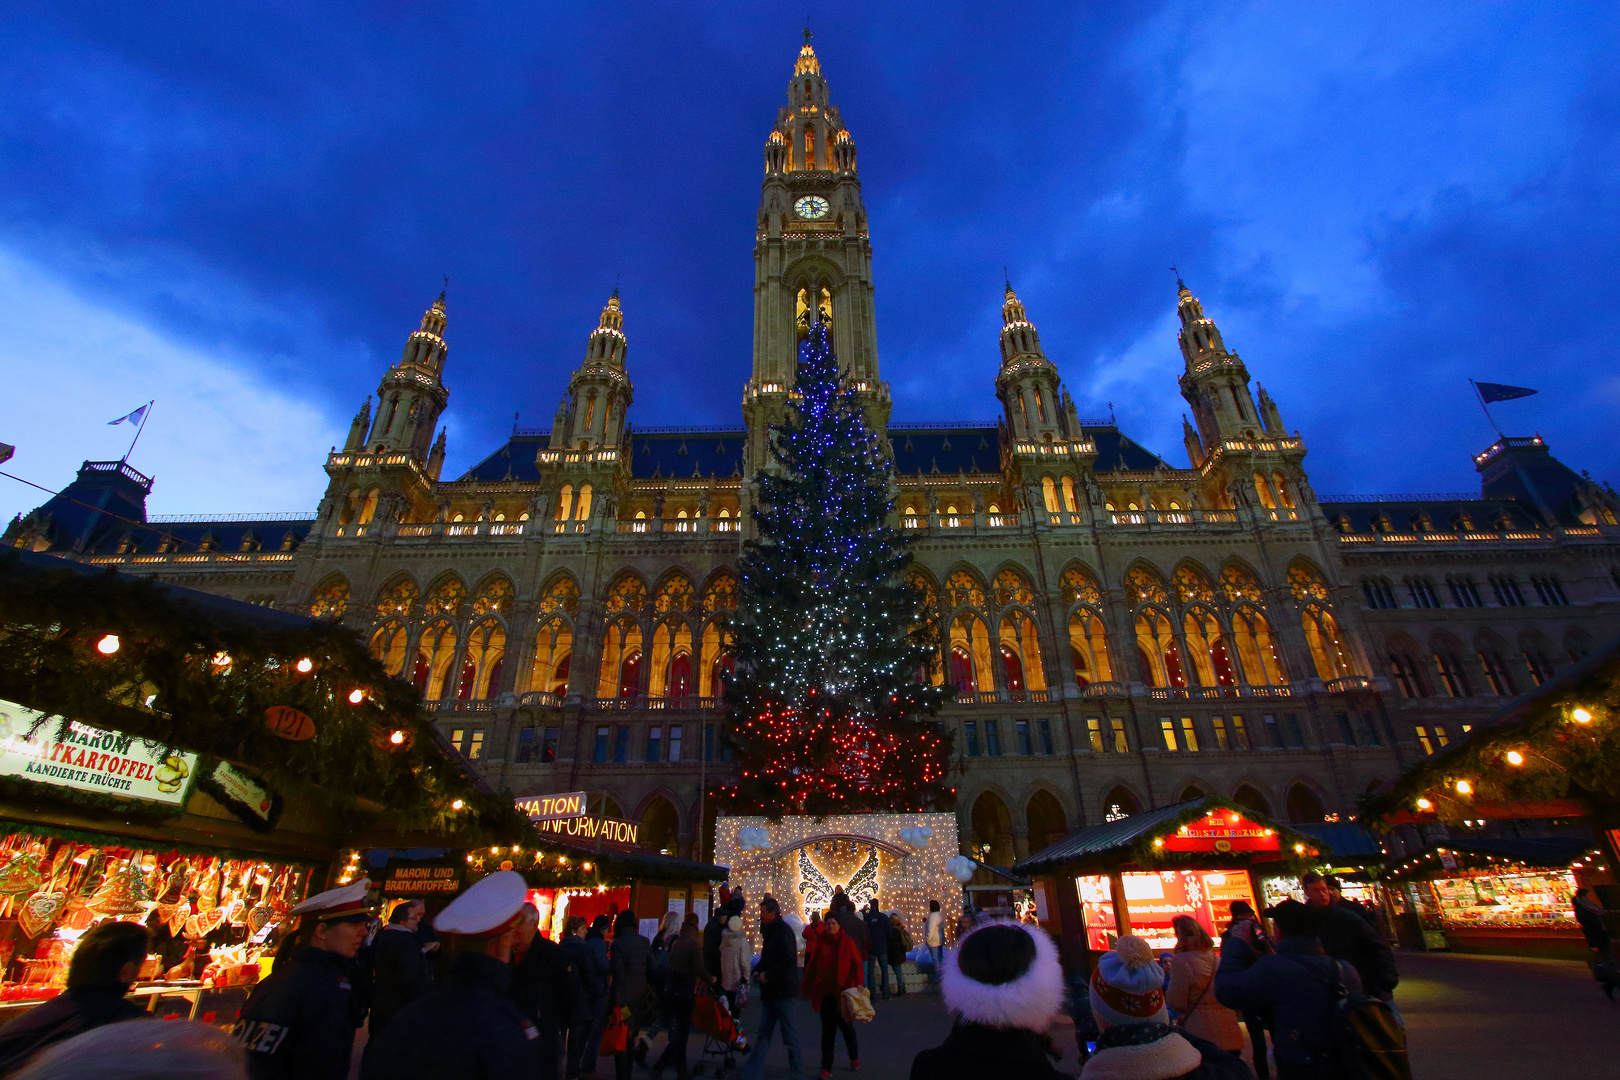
[1160,719,1179,751]
[1110,718,1129,753]
[1211,716,1230,750]
[1230,715,1250,750]
[1414,725,1434,755]
[1086,718,1104,752]
[1179,717,1199,752]
[468,730,485,760]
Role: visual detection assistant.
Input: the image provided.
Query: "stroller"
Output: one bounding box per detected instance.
[691,982,747,1077]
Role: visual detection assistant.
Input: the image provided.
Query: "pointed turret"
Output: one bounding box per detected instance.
[1174,279,1257,447]
[426,428,447,481]
[1183,414,1206,468]
[552,289,634,452]
[1257,384,1285,436]
[994,281,1073,443]
[364,293,451,461]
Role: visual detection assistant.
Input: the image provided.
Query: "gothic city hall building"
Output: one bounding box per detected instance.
[12,37,1620,866]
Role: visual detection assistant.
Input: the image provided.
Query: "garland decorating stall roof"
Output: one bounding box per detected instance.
[0,548,531,846]
[1362,626,1620,828]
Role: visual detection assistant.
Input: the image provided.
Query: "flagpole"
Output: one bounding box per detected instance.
[122,401,154,463]
[1468,380,1502,439]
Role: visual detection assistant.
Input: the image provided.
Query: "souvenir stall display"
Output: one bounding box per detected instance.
[0,829,313,1024]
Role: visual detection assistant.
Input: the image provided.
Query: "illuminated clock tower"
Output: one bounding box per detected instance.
[745,30,889,474]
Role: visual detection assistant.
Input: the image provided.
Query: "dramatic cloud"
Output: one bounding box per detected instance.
[1,1,1616,515]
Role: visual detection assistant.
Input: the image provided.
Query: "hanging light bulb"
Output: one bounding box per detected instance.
[1573,708,1593,723]
[1455,780,1472,795]
[1506,750,1524,765]
[389,731,405,745]
[96,634,121,655]
[348,689,365,704]
[295,657,314,673]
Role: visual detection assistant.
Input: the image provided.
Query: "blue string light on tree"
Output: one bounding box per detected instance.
[716,317,953,815]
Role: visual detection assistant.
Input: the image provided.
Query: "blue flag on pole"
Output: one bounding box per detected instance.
[107,404,149,426]
[1475,382,1537,404]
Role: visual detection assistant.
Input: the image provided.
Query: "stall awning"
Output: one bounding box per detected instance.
[1013,797,1329,876]
[1292,822,1387,865]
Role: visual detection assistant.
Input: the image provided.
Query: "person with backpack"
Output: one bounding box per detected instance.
[1216,900,1401,1080]
[1302,874,1399,1004]
[1220,901,1272,1080]
[887,913,912,997]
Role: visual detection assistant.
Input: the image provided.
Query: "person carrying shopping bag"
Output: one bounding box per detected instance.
[800,910,865,1079]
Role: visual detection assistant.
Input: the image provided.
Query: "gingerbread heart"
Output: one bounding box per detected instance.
[18,891,66,939]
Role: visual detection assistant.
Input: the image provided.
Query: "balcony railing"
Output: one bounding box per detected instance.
[518,691,563,708]
[594,695,723,711]
[1325,675,1373,694]
[1148,684,1293,700]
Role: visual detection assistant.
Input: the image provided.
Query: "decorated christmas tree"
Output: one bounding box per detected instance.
[719,319,952,815]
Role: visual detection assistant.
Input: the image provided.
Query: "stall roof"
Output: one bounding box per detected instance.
[1014,797,1330,876]
[534,834,728,883]
[1292,822,1388,864]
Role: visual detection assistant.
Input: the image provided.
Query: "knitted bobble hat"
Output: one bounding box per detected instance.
[942,922,1065,1032]
[1089,935,1168,1027]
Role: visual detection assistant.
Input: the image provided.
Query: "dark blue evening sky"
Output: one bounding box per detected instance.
[2,2,1618,514]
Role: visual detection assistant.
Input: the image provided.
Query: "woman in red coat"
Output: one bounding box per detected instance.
[800,910,865,1079]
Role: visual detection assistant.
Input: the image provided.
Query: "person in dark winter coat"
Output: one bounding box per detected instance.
[862,900,894,1000]
[579,915,612,1075]
[367,901,434,1043]
[703,904,730,982]
[0,921,151,1077]
[558,916,601,1079]
[1574,887,1618,1000]
[360,871,543,1080]
[742,895,804,1080]
[911,922,1072,1080]
[236,880,373,1080]
[1301,873,1397,1000]
[652,914,713,1080]
[829,895,870,962]
[609,910,652,1080]
[511,904,582,1080]
[1075,933,1251,1080]
[1215,899,1361,1080]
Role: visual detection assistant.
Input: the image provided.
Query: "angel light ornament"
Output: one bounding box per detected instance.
[798,845,880,913]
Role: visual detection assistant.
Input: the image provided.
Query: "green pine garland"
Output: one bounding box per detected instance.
[0,551,532,846]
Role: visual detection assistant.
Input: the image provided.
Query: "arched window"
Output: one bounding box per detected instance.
[1134,609,1182,687]
[1061,476,1079,513]
[604,573,648,615]
[530,618,573,697]
[369,622,408,677]
[946,569,988,610]
[649,619,694,700]
[461,619,505,700]
[598,618,644,699]
[1287,562,1330,603]
[993,567,1035,607]
[698,619,733,697]
[357,487,380,525]
[1041,476,1060,513]
[998,612,1045,697]
[1068,609,1113,686]
[1231,607,1286,685]
[1101,787,1139,820]
[375,577,418,621]
[1251,472,1276,510]
[1125,564,1169,606]
[970,792,1014,866]
[308,576,350,619]
[471,576,514,617]
[575,483,593,521]
[1060,565,1103,606]
[1232,785,1271,818]
[950,614,993,694]
[418,620,458,701]
[1303,605,1352,680]
[1172,563,1216,604]
[654,573,696,614]
[1286,784,1326,823]
[1219,563,1263,603]
[1026,790,1068,853]
[424,576,467,618]
[555,485,574,522]
[538,574,580,617]
[1272,471,1295,508]
[1183,609,1235,688]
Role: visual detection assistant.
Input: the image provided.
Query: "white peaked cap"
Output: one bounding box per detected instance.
[434,870,529,934]
[291,877,372,922]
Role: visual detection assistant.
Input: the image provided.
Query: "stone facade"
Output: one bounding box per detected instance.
[12,36,1620,869]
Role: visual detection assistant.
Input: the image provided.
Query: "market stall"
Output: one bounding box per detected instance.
[1380,836,1597,959]
[1364,626,1620,957]
[0,550,526,1026]
[1258,820,1393,932]
[1012,796,1326,970]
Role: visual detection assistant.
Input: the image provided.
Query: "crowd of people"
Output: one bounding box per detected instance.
[24,862,1620,1080]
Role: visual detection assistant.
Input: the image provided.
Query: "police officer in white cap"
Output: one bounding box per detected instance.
[234,877,373,1080]
[361,870,542,1079]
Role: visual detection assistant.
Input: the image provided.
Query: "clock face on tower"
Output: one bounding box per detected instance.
[793,195,831,220]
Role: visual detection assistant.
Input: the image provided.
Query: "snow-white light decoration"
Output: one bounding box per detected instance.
[946,855,978,883]
[898,825,934,848]
[738,826,773,852]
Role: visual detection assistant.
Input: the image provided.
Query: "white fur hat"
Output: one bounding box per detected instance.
[941,921,1065,1031]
